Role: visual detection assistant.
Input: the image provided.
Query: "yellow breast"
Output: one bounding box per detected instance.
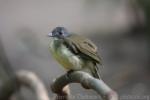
[49,39,83,70]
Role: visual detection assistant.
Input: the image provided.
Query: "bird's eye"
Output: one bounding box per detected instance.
[59,32,62,35]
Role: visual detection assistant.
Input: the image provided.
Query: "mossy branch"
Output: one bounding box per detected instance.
[51,71,118,100]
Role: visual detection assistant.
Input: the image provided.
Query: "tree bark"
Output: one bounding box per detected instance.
[51,71,118,100]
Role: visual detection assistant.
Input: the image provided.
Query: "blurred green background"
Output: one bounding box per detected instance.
[0,0,150,100]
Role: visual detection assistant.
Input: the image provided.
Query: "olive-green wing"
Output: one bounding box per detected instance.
[66,34,102,64]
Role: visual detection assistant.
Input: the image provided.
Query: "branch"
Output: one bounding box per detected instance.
[0,36,18,100]
[16,70,50,100]
[0,76,17,100]
[0,36,50,100]
[51,71,118,100]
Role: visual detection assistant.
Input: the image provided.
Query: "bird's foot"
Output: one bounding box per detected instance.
[66,70,74,78]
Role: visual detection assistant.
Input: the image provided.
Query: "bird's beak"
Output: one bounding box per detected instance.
[47,32,53,37]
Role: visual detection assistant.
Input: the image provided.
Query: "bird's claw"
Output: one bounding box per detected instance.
[66,70,74,78]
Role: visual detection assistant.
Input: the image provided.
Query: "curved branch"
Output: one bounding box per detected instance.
[51,71,118,100]
[16,70,50,100]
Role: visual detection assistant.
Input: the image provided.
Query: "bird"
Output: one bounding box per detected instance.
[48,27,102,79]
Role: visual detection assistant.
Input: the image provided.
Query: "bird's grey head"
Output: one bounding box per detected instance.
[48,27,70,38]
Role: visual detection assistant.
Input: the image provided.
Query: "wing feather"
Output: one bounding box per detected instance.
[65,34,102,64]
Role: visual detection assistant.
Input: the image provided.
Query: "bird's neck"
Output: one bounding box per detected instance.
[53,37,59,40]
[51,38,63,50]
